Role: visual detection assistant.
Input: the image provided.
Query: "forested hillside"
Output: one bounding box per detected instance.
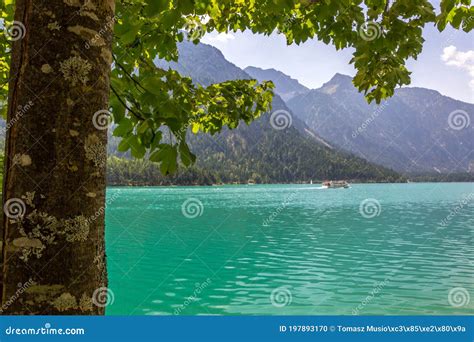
[106,42,404,185]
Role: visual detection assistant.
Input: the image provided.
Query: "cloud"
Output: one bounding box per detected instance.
[441,45,474,89]
[202,32,235,45]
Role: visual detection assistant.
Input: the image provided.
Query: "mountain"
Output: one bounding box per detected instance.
[244,66,309,101]
[156,42,251,85]
[287,73,474,173]
[107,41,403,185]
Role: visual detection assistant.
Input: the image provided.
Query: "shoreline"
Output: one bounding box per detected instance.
[106,181,474,188]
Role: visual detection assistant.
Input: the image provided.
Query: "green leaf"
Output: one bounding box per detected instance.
[179,142,196,167]
[110,97,125,122]
[145,0,169,17]
[150,131,163,151]
[128,136,146,159]
[137,119,151,134]
[113,118,134,137]
[142,76,165,96]
[117,139,130,153]
[150,144,178,175]
[177,0,195,14]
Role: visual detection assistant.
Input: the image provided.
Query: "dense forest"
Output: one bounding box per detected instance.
[107,156,405,186]
[2,153,471,187]
[106,157,474,185]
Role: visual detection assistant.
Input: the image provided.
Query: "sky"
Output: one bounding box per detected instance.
[202,22,474,104]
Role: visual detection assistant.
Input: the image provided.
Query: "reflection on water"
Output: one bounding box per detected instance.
[105,183,474,315]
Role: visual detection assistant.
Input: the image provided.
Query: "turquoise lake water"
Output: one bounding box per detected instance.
[105,183,474,315]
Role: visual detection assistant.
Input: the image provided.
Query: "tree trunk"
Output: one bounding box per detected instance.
[1,0,115,314]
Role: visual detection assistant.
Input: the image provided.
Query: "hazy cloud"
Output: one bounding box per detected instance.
[441,45,474,89]
[202,32,235,45]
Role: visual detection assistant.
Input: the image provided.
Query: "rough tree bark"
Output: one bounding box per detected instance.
[1,0,115,314]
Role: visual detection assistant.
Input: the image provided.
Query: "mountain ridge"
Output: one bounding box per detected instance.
[245,63,473,173]
[280,71,473,173]
[107,41,404,185]
[244,66,310,102]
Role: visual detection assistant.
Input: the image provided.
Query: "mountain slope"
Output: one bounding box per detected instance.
[287,74,474,173]
[107,41,403,184]
[156,42,251,86]
[244,66,309,101]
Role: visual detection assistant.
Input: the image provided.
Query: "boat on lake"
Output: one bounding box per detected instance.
[322,180,350,189]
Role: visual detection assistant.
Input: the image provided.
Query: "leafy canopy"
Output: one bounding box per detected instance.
[0,0,472,174]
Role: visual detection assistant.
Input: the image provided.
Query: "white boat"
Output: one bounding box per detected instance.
[322,180,350,189]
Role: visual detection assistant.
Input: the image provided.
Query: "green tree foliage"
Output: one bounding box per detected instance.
[1,0,473,173]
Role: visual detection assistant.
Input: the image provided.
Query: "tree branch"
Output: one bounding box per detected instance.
[110,85,146,121]
[112,54,147,92]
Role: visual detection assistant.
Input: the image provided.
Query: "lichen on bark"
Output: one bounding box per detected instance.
[2,0,114,315]
[59,55,92,86]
